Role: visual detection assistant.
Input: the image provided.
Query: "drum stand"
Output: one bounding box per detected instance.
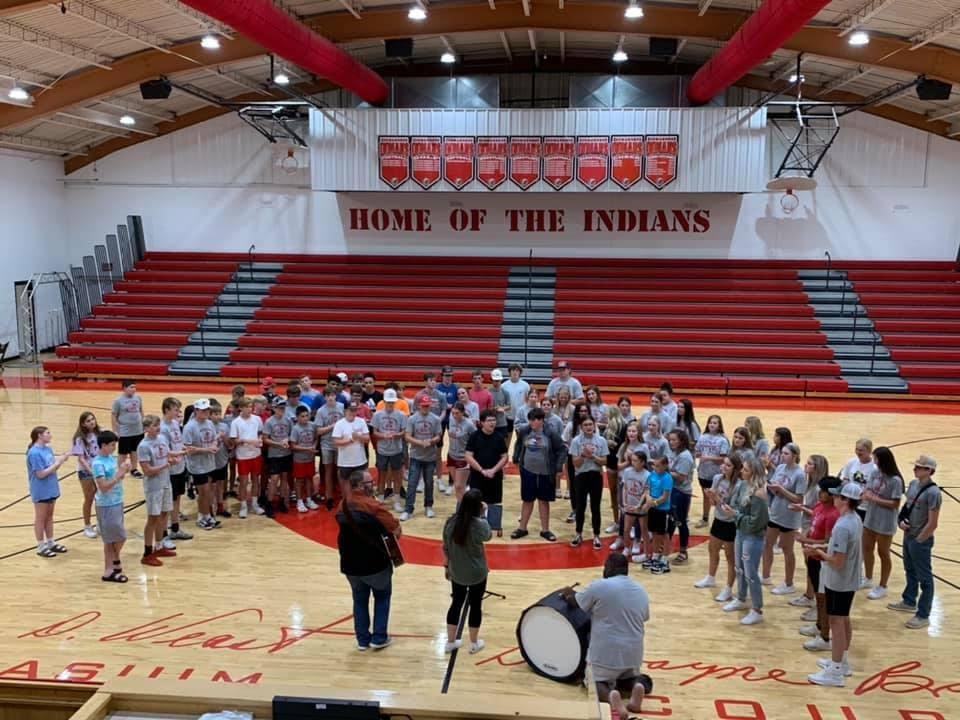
[484,589,506,600]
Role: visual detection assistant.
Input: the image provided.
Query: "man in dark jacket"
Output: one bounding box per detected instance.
[336,470,401,651]
[510,408,566,542]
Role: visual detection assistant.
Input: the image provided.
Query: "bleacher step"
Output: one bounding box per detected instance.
[216,293,266,307]
[802,280,853,291]
[501,325,554,339]
[169,360,227,376]
[812,304,868,317]
[835,358,901,376]
[504,299,556,311]
[199,318,249,331]
[499,266,556,371]
[188,331,243,346]
[178,346,231,362]
[224,283,272,295]
[817,315,874,329]
[843,376,910,393]
[503,311,555,324]
[238,262,285,273]
[831,344,891,360]
[797,270,849,281]
[207,306,256,319]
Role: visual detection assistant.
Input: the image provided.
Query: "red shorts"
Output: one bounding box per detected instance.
[447,456,467,470]
[293,461,317,480]
[236,456,262,476]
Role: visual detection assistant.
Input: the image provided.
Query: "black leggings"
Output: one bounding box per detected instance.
[446,578,487,629]
[574,471,603,536]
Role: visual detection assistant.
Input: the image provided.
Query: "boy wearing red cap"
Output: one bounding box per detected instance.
[402,396,442,520]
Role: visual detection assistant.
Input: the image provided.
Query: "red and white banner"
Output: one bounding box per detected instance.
[476,136,508,190]
[442,136,475,190]
[410,136,442,190]
[644,135,679,190]
[509,137,541,191]
[377,136,410,189]
[576,136,611,191]
[610,135,644,190]
[542,137,575,190]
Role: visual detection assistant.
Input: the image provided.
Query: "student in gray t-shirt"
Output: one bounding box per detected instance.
[762,443,805,595]
[445,404,477,501]
[569,417,609,546]
[807,482,864,686]
[403,400,443,517]
[182,402,220,530]
[371,397,407,503]
[112,380,144,475]
[891,456,941,625]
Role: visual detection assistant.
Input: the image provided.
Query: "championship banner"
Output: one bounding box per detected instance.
[644,135,679,190]
[410,136,442,189]
[610,135,644,190]
[476,136,508,190]
[442,136,475,191]
[377,136,410,189]
[576,136,611,191]
[543,137,575,190]
[509,137,542,190]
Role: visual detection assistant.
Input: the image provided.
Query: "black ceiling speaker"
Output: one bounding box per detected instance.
[140,78,172,100]
[916,78,952,101]
[385,38,414,57]
[649,37,679,56]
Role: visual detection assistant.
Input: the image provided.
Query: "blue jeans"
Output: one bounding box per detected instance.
[902,534,935,619]
[404,459,435,514]
[736,532,765,610]
[346,568,392,647]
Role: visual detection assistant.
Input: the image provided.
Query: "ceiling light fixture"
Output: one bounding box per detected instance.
[408,6,427,20]
[119,115,136,126]
[8,86,29,101]
[848,30,870,46]
[624,2,643,19]
[274,72,290,85]
[440,52,456,64]
[789,73,805,83]
[200,34,220,50]
[613,48,628,62]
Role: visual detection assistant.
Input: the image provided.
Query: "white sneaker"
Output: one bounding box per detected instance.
[629,527,635,539]
[252,500,265,516]
[306,497,319,510]
[444,640,462,653]
[426,507,436,518]
[867,586,888,600]
[400,512,411,521]
[609,538,624,551]
[297,499,308,513]
[801,608,818,622]
[469,639,485,654]
[161,537,176,550]
[809,666,845,687]
[789,595,814,607]
[83,525,98,539]
[631,553,648,564]
[438,480,449,492]
[604,523,619,534]
[715,587,733,602]
[772,584,796,596]
[799,624,819,637]
[694,575,717,589]
[630,543,640,555]
[817,658,853,676]
[238,504,248,519]
[417,484,424,493]
[740,609,764,625]
[773,545,783,555]
[761,576,773,586]
[859,577,874,590]
[393,501,404,513]
[444,485,454,495]
[723,599,747,613]
[804,636,831,651]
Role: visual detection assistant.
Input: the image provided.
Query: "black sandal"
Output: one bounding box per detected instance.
[49,543,68,554]
[675,550,688,563]
[510,528,529,539]
[101,569,129,583]
[36,546,56,558]
[539,531,557,542]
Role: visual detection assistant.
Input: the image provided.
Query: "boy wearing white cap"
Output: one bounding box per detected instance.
[182,398,221,531]
[490,369,511,440]
[888,455,941,630]
[807,482,863,687]
[372,389,406,504]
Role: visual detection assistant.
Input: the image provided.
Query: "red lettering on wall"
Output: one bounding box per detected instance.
[211,670,263,684]
[349,207,431,232]
[60,663,104,683]
[715,699,766,720]
[693,209,710,232]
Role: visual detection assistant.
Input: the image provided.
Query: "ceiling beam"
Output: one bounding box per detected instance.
[53,0,175,55]
[698,0,713,16]
[927,103,960,121]
[816,65,870,94]
[0,58,57,88]
[521,0,531,17]
[152,0,233,37]
[834,0,900,37]
[46,114,130,138]
[0,132,84,155]
[337,0,361,20]
[769,53,807,81]
[59,106,157,135]
[499,30,512,62]
[559,31,565,63]
[0,17,113,68]
[93,98,176,123]
[909,12,960,50]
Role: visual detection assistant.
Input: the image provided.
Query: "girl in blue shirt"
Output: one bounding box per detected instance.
[27,426,71,557]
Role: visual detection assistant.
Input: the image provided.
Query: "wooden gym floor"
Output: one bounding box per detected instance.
[0,371,957,720]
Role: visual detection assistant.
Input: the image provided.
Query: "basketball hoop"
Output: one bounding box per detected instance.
[766,176,816,214]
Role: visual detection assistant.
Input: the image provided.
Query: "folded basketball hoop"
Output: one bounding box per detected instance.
[766,176,817,214]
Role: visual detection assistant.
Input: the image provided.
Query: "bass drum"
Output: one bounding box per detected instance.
[515,588,591,683]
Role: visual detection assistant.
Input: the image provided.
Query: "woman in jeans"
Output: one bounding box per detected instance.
[336,470,401,651]
[443,488,492,654]
[721,450,769,626]
[861,446,904,600]
[666,429,695,563]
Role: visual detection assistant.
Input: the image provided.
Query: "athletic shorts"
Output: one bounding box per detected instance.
[520,467,556,503]
[191,472,213,487]
[446,456,467,470]
[825,587,855,617]
[806,556,822,594]
[648,507,669,534]
[505,418,515,436]
[469,471,503,505]
[236,456,262,476]
[267,455,293,476]
[698,476,714,489]
[338,464,367,482]
[144,483,173,516]
[376,453,403,472]
[96,503,126,544]
[767,520,797,534]
[78,470,93,481]
[710,518,737,543]
[118,434,144,456]
[593,665,654,694]
[293,460,316,480]
[211,465,228,482]
[320,447,337,465]
[171,471,189,499]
